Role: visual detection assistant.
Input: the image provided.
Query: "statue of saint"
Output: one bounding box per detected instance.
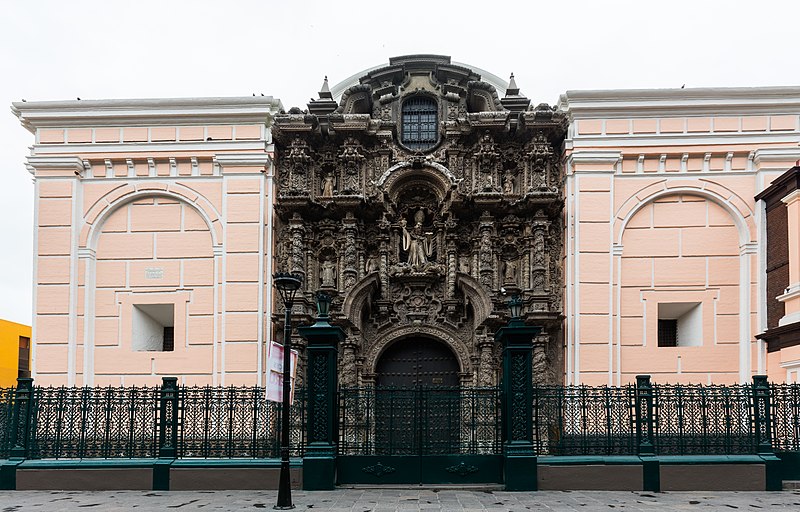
[503,258,518,284]
[321,173,335,198]
[503,173,514,195]
[365,254,379,274]
[400,211,434,268]
[320,259,336,287]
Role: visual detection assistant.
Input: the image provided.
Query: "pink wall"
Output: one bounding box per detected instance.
[562,89,800,385]
[16,97,281,387]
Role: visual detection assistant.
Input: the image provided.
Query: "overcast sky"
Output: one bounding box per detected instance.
[1,0,799,325]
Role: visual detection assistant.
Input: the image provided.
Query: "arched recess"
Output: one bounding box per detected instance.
[614,186,757,384]
[455,273,493,327]
[376,161,459,203]
[615,184,755,247]
[363,324,473,381]
[341,273,380,329]
[84,188,222,251]
[80,188,222,386]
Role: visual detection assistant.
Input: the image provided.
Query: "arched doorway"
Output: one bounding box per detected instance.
[338,334,503,484]
[375,337,460,387]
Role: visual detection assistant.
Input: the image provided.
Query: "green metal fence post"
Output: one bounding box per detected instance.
[752,375,773,454]
[495,297,541,491]
[635,375,659,491]
[158,377,179,458]
[154,377,178,490]
[9,378,34,460]
[752,376,782,490]
[635,375,655,456]
[2,378,33,490]
[298,292,345,490]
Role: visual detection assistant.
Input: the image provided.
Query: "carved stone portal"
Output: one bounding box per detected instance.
[273,55,566,386]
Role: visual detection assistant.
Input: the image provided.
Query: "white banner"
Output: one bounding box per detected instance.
[266,341,298,404]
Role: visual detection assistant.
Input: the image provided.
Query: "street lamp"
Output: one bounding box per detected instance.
[273,271,302,510]
[508,295,524,325]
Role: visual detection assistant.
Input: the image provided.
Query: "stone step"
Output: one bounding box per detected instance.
[783,480,800,490]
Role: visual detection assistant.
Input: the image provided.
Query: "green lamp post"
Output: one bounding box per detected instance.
[298,291,345,490]
[495,295,541,491]
[273,272,302,510]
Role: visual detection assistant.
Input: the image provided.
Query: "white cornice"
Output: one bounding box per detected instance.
[25,155,85,174]
[558,86,800,119]
[777,283,800,303]
[781,189,800,205]
[214,153,272,168]
[753,148,800,166]
[567,150,621,168]
[30,140,270,155]
[569,132,800,149]
[12,96,284,133]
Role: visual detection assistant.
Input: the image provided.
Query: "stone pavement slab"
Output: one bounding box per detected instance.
[2,489,800,511]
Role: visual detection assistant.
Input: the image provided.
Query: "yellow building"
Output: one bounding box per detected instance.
[0,318,31,387]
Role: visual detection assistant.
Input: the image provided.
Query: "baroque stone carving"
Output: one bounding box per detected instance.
[273,55,567,386]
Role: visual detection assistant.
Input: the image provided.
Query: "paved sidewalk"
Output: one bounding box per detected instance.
[2,489,800,511]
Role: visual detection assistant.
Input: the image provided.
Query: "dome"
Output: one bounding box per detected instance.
[329,54,510,102]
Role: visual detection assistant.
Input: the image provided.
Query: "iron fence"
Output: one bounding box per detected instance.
[0,387,12,459]
[532,385,636,456]
[0,383,305,460]
[30,386,159,459]
[772,383,800,452]
[338,386,502,456]
[653,384,753,455]
[2,380,800,460]
[179,386,305,458]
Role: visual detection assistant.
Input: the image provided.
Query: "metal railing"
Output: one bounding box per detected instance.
[0,379,305,460]
[532,385,636,456]
[2,378,799,460]
[338,386,502,456]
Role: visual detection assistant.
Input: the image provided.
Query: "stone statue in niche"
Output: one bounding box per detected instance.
[400,210,435,269]
[320,259,336,287]
[503,172,514,195]
[321,173,335,198]
[365,254,379,274]
[503,258,518,284]
[459,257,470,274]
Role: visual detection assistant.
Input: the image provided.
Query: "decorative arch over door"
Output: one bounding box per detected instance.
[375,337,460,387]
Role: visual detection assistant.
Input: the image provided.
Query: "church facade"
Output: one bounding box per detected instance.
[11,55,800,387]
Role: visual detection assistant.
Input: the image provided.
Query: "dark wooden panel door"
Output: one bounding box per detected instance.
[375,338,460,387]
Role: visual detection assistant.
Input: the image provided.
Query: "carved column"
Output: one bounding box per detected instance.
[478,212,494,288]
[532,334,550,386]
[289,214,306,278]
[341,213,358,291]
[445,221,458,299]
[340,338,359,387]
[477,336,495,386]
[531,217,548,293]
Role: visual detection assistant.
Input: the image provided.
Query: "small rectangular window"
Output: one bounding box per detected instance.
[658,302,702,347]
[163,327,175,352]
[658,319,678,347]
[132,304,175,352]
[18,336,31,378]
